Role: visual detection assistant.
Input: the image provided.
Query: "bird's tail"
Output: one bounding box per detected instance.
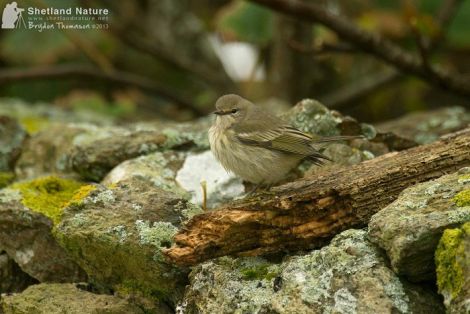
[307,135,363,165]
[311,135,364,144]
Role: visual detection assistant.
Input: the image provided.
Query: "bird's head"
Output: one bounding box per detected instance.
[213,94,250,128]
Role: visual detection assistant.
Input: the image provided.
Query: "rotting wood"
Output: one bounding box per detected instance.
[165,128,470,266]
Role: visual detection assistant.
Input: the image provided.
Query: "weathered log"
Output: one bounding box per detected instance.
[165,128,470,266]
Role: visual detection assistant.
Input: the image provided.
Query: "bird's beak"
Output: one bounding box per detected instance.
[213,110,227,115]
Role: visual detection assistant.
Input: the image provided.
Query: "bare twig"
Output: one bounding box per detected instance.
[408,17,432,72]
[0,65,205,115]
[110,28,236,92]
[34,0,113,72]
[321,69,401,110]
[249,0,470,98]
[287,38,356,55]
[321,0,465,109]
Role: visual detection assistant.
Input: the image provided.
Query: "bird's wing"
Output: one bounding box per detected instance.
[236,125,327,157]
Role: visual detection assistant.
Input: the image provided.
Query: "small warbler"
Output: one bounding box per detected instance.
[209,94,358,187]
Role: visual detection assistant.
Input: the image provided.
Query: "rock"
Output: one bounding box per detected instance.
[175,150,244,208]
[14,124,89,179]
[102,151,188,195]
[0,196,87,282]
[282,99,351,137]
[70,130,168,181]
[1,283,147,314]
[0,173,14,189]
[0,252,38,293]
[0,176,91,283]
[435,222,470,314]
[181,229,444,314]
[0,116,27,172]
[376,106,470,144]
[104,150,245,208]
[0,98,114,135]
[56,177,203,307]
[368,168,470,282]
[71,119,210,181]
[280,99,385,175]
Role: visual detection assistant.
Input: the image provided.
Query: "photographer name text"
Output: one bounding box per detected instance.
[29,21,108,31]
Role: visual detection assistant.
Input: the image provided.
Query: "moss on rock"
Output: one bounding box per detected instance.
[0,172,15,188]
[240,264,278,281]
[453,189,470,207]
[11,176,93,225]
[55,178,193,307]
[19,116,51,134]
[435,222,469,301]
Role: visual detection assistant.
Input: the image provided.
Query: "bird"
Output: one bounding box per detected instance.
[208,94,358,189]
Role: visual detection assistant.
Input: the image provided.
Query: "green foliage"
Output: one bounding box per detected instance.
[447,1,470,46]
[217,1,273,44]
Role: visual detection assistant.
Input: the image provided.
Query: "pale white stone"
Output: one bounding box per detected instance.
[175,151,244,207]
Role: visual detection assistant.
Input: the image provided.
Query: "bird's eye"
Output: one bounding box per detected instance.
[231,109,238,114]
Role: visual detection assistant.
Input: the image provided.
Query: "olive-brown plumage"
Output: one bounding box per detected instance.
[209,94,354,185]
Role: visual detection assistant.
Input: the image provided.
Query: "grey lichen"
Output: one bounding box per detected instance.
[161,126,209,151]
[283,99,341,137]
[107,225,128,244]
[360,123,377,140]
[0,187,22,203]
[135,220,178,260]
[174,200,203,222]
[86,189,116,205]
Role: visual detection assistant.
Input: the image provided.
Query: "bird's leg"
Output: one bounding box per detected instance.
[245,182,262,197]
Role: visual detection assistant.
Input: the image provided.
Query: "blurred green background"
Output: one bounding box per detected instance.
[0,0,469,123]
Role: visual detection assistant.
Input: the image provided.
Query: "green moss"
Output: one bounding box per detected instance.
[116,279,166,300]
[19,116,50,134]
[240,264,278,281]
[453,189,470,207]
[0,172,15,188]
[11,176,88,225]
[57,230,186,304]
[435,223,469,298]
[457,174,470,184]
[65,184,96,207]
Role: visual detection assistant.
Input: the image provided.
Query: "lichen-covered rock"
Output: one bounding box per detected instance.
[0,194,87,282]
[0,116,27,172]
[56,177,203,307]
[0,172,15,189]
[0,98,115,135]
[9,176,92,225]
[376,106,470,144]
[181,229,444,314]
[435,222,470,313]
[280,99,383,175]
[1,283,147,314]
[70,119,210,181]
[102,151,189,198]
[175,150,244,208]
[0,252,38,293]
[368,167,470,282]
[282,99,344,136]
[14,123,89,179]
